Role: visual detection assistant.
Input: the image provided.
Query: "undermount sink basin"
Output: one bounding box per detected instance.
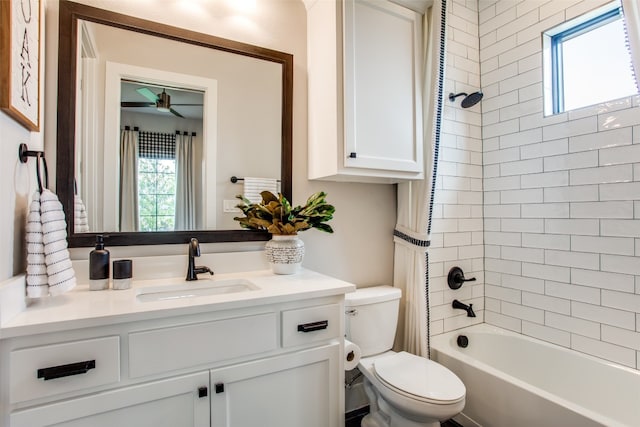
[136,278,259,302]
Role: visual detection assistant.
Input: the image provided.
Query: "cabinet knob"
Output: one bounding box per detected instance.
[198,386,208,398]
[215,383,225,394]
[348,152,357,158]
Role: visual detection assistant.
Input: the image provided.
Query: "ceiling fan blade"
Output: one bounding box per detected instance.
[137,87,159,102]
[121,101,154,107]
[169,108,184,118]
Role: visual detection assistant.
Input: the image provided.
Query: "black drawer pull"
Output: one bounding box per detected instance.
[37,360,96,381]
[297,320,329,333]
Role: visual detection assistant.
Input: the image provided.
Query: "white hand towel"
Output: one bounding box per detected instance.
[40,189,76,296]
[74,194,89,233]
[243,177,279,203]
[26,192,48,298]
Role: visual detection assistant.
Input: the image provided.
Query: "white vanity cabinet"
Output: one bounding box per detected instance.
[1,295,346,427]
[10,371,211,427]
[307,0,423,183]
[210,343,340,427]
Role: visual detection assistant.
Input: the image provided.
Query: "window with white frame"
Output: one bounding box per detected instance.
[543,1,638,115]
[137,131,177,232]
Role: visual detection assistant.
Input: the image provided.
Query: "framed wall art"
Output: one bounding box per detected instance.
[0,0,40,131]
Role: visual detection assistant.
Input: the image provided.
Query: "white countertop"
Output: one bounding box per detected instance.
[0,269,356,339]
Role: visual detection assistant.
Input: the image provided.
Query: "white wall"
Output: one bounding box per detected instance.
[42,0,396,286]
[479,0,640,370]
[0,119,42,281]
[0,0,46,281]
[429,0,485,335]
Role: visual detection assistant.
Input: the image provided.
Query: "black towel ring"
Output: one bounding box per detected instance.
[35,152,49,194]
[18,143,48,194]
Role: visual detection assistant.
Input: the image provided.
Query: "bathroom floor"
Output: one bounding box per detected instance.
[345,408,462,427]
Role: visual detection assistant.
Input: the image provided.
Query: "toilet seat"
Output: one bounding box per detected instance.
[373,352,465,405]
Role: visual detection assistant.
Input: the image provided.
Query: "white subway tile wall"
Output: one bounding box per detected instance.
[477,0,640,369]
[430,0,484,335]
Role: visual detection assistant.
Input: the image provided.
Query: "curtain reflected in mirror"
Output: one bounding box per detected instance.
[175,133,196,231]
[114,127,201,233]
[119,128,138,232]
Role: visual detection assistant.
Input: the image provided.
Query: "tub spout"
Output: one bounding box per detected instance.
[452,299,476,317]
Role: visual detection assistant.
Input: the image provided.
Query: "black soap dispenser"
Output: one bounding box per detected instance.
[89,235,110,290]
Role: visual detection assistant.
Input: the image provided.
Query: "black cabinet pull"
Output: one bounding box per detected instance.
[215,383,225,394]
[297,320,329,333]
[198,386,208,398]
[37,360,96,381]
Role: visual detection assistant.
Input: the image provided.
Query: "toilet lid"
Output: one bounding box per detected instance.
[374,352,465,403]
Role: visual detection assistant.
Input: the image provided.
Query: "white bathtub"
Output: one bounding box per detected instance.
[431,324,640,427]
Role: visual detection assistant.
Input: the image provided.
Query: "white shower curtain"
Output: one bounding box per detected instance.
[393,0,447,357]
[622,0,640,92]
[119,129,139,232]
[175,132,196,230]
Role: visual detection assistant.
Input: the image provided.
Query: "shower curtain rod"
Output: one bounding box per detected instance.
[123,126,196,136]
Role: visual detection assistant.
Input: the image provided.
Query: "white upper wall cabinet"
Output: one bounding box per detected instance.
[307,0,423,183]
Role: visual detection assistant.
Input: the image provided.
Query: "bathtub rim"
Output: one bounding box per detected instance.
[431,323,640,427]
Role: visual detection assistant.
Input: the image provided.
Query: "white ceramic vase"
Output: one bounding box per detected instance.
[264,234,305,275]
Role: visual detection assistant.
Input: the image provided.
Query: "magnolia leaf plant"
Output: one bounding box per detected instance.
[234,191,335,235]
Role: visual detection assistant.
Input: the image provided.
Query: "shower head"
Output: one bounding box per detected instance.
[448,91,483,108]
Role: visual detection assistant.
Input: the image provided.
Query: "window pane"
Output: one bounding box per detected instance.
[157,195,176,216]
[138,195,156,216]
[136,157,177,232]
[138,158,155,173]
[156,172,176,195]
[157,159,176,174]
[156,216,175,231]
[139,216,156,232]
[138,172,157,195]
[562,18,637,111]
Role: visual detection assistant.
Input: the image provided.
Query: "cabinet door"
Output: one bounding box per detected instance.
[343,0,423,174]
[10,372,210,427]
[211,343,342,427]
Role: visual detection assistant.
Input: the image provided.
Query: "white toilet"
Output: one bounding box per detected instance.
[345,286,466,427]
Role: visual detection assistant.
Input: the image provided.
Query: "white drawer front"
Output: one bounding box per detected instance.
[10,336,120,404]
[129,312,277,378]
[282,304,340,348]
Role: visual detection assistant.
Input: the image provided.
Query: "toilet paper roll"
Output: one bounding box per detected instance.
[344,339,361,371]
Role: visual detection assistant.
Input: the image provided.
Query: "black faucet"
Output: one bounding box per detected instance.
[452,299,476,317]
[186,238,214,281]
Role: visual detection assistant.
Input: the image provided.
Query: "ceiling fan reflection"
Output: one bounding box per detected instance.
[121,87,203,118]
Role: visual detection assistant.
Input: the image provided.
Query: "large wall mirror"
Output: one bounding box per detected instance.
[57,0,293,247]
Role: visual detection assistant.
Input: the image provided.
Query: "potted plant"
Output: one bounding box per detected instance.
[234,191,335,274]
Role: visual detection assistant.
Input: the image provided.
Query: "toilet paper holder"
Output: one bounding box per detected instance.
[344,339,361,371]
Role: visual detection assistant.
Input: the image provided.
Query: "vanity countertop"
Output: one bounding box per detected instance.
[0,269,355,339]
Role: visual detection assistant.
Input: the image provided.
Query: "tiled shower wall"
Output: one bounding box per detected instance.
[479,0,640,370]
[429,0,485,335]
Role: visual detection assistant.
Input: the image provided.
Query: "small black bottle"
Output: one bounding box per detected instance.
[89,235,110,290]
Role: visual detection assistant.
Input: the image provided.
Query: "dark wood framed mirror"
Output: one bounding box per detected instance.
[56,0,293,247]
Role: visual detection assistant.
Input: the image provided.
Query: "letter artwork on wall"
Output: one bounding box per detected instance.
[0,0,40,131]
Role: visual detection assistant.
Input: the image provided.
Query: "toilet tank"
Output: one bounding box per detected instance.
[344,286,402,357]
